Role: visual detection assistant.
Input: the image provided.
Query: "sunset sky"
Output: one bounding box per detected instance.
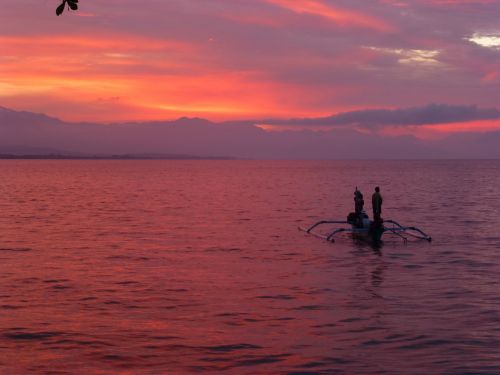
[1,0,500,138]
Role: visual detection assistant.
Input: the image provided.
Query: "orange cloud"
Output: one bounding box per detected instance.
[0,32,361,122]
[380,119,500,139]
[482,71,499,83]
[0,35,187,53]
[0,72,286,122]
[0,36,322,122]
[425,119,500,132]
[265,0,394,32]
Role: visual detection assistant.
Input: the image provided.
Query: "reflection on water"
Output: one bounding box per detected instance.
[1,160,500,374]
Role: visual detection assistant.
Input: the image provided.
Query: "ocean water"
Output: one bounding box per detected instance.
[1,160,500,374]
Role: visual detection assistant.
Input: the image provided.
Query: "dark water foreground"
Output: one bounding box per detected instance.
[1,160,499,374]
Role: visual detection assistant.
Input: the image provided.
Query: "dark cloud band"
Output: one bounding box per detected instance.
[261,104,500,128]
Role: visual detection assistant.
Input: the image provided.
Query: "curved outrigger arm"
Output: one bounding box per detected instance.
[326,228,349,242]
[302,220,349,234]
[299,218,432,243]
[384,220,432,242]
[298,220,350,242]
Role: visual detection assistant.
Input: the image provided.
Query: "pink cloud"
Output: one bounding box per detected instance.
[265,0,394,32]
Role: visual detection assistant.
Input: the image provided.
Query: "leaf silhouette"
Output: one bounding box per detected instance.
[56,1,66,16]
[56,0,79,16]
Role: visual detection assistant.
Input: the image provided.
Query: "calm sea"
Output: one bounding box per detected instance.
[1,160,499,374]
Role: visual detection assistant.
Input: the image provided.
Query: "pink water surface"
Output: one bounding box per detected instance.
[1,160,499,374]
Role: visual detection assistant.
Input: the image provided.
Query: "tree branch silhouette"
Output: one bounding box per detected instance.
[56,0,79,16]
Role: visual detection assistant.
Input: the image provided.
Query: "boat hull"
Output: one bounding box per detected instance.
[350,224,384,243]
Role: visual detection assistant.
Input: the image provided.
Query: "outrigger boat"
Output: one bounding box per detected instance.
[299,213,432,244]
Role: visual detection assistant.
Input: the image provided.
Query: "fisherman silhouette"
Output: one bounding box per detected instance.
[372,186,383,223]
[354,187,364,215]
[351,187,366,228]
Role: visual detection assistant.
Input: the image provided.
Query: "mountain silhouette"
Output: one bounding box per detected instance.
[1,106,498,159]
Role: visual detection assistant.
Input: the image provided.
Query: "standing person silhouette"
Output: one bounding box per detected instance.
[372,186,383,223]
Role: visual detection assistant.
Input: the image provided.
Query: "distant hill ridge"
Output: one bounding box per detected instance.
[0,153,234,160]
[1,106,499,159]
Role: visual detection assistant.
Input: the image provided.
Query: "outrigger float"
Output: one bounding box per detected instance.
[299,215,432,244]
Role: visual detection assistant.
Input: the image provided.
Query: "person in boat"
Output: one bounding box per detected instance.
[354,188,364,215]
[353,188,365,227]
[372,186,383,223]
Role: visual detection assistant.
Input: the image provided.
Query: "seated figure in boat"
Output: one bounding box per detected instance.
[354,188,364,215]
[352,188,369,228]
